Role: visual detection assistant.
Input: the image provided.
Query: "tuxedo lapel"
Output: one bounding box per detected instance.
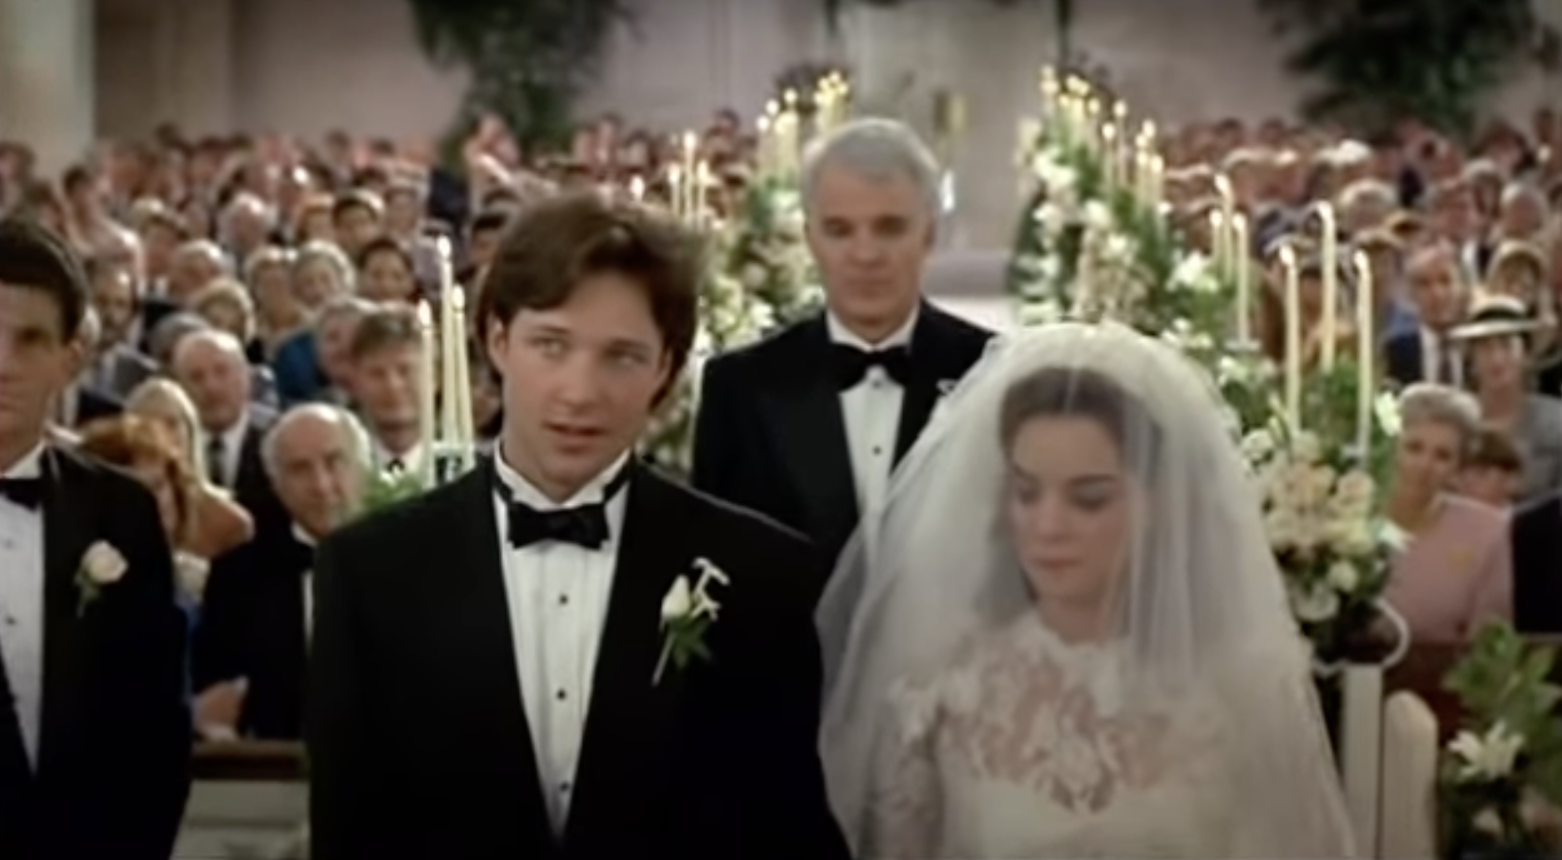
[441,464,553,846]
[759,316,859,537]
[894,305,969,462]
[564,464,693,848]
[37,447,95,775]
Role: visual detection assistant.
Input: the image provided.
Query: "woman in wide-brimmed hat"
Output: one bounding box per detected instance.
[1451,293,1562,503]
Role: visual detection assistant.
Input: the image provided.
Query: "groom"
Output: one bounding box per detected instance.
[0,218,191,858]
[308,193,851,859]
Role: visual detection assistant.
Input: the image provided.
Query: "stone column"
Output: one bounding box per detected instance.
[0,0,95,175]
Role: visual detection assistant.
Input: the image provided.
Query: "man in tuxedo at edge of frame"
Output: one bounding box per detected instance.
[307,191,851,860]
[0,217,191,859]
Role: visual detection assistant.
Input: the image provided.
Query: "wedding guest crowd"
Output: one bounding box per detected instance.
[1166,109,1562,639]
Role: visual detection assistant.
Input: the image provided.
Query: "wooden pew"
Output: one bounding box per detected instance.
[180,742,307,859]
[193,740,306,781]
[1385,635,1562,742]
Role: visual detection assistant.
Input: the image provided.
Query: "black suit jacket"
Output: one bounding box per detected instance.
[67,384,122,428]
[0,446,191,859]
[1512,491,1562,633]
[230,404,288,535]
[1383,330,1423,388]
[194,529,312,739]
[691,303,992,564]
[308,460,850,860]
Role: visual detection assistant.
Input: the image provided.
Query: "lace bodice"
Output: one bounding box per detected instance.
[861,617,1246,859]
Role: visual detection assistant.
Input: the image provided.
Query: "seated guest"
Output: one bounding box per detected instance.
[189,276,265,365]
[347,305,426,473]
[193,404,369,740]
[54,307,122,428]
[1383,383,1512,641]
[244,246,307,357]
[1458,425,1526,508]
[76,416,210,604]
[83,255,161,392]
[169,328,285,531]
[125,378,254,564]
[273,295,374,405]
[1452,293,1562,503]
[1384,244,1472,386]
[355,235,421,304]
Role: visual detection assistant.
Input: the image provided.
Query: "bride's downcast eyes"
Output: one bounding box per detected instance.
[1008,470,1121,512]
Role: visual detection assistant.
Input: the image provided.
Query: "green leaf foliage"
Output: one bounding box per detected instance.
[1257,0,1559,138]
[404,0,635,152]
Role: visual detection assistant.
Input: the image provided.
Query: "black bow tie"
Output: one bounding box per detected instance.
[833,343,912,389]
[0,477,42,511]
[493,461,631,550]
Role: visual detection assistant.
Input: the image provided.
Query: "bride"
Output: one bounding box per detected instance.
[818,321,1357,859]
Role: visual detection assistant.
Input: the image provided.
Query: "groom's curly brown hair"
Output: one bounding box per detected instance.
[475,191,704,406]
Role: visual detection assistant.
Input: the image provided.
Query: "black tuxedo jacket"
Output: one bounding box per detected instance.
[0,446,191,859]
[231,404,288,535]
[1512,491,1562,633]
[193,529,312,739]
[308,459,850,860]
[691,303,993,564]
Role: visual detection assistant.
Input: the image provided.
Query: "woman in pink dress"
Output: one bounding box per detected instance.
[1383,383,1513,642]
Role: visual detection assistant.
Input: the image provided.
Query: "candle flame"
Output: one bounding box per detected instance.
[682,131,697,152]
[416,301,432,327]
[765,99,779,116]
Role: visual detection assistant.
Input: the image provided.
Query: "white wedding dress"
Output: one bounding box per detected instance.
[861,616,1269,859]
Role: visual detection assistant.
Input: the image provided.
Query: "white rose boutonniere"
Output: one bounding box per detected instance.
[653,558,729,685]
[77,540,128,616]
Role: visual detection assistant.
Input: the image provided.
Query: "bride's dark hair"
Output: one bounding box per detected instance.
[998,366,1162,477]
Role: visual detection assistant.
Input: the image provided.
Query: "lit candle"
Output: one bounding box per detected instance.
[681,131,698,216]
[755,115,772,177]
[1213,173,1235,275]
[629,174,645,202]
[667,165,683,219]
[1148,154,1164,207]
[1232,212,1251,344]
[1280,245,1303,430]
[436,238,459,459]
[1208,210,1226,271]
[1354,251,1375,456]
[1316,201,1339,368]
[450,286,475,462]
[694,160,711,225]
[1101,124,1118,187]
[415,301,436,487]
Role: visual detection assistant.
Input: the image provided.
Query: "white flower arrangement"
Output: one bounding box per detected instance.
[1246,425,1405,665]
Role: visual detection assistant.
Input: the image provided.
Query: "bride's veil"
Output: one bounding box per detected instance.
[818,321,1356,857]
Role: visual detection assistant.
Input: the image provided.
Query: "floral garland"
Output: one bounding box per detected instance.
[1011,117,1405,669]
[1441,622,1562,858]
[640,178,823,475]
